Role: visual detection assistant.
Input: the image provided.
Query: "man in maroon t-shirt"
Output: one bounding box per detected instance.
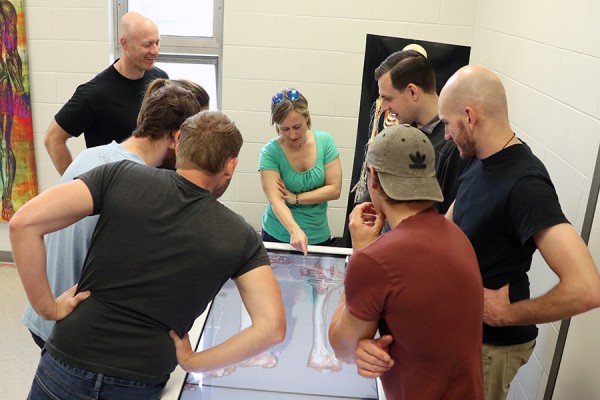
[329,124,484,400]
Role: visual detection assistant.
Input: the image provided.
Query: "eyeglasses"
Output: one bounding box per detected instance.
[272,89,301,105]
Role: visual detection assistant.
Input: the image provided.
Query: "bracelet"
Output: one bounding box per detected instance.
[295,192,299,205]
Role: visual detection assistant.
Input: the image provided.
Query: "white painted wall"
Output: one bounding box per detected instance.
[3,1,600,399]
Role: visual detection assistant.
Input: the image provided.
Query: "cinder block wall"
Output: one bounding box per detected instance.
[218,0,475,235]
[5,1,600,398]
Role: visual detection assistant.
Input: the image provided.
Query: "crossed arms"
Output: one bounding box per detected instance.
[260,157,342,255]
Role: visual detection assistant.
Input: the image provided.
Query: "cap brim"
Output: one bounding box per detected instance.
[378,172,444,202]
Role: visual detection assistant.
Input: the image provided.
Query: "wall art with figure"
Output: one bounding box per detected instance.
[0,0,37,222]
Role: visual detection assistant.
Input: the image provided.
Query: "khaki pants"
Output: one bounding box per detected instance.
[482,339,536,400]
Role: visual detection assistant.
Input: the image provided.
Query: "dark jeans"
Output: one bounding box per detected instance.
[28,350,166,400]
[261,230,333,247]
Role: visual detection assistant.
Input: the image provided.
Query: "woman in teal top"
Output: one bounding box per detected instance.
[259,88,342,255]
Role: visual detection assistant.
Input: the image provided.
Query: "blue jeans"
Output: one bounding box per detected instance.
[29,350,166,400]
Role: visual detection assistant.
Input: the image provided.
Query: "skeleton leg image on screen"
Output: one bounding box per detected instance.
[301,257,345,372]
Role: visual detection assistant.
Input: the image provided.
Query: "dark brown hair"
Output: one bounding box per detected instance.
[374,50,436,94]
[134,79,205,140]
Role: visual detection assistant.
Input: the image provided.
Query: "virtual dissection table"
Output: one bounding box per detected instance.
[167,243,379,400]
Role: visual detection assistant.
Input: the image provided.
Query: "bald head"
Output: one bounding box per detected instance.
[119,12,158,41]
[440,65,509,122]
[439,65,516,159]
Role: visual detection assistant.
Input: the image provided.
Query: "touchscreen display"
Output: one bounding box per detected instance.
[179,249,378,400]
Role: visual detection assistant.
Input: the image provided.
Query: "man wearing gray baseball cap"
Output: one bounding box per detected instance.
[329,124,484,400]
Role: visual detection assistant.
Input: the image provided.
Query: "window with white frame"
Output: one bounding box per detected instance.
[115,0,222,110]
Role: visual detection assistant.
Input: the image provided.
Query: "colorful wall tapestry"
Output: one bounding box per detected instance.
[1,0,37,222]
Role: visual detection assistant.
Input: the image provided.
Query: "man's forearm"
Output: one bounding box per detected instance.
[47,144,73,176]
[9,180,95,319]
[500,284,599,326]
[182,318,284,373]
[328,293,358,364]
[44,120,75,175]
[10,226,56,319]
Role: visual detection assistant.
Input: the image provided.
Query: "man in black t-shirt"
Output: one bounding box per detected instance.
[439,65,600,400]
[44,11,168,175]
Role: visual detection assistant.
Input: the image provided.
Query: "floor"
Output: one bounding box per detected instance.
[0,265,42,399]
